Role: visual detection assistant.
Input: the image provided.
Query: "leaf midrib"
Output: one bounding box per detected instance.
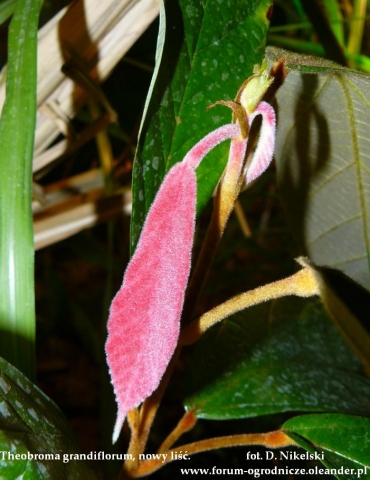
[337,75,370,277]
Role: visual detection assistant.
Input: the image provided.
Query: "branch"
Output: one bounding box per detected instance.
[132,430,295,477]
[181,260,319,345]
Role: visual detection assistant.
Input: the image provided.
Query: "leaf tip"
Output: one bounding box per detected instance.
[112,409,126,444]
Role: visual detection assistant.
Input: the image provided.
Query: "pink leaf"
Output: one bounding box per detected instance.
[106,162,196,443]
[106,123,241,443]
[245,101,276,184]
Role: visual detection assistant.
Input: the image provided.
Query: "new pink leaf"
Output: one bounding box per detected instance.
[106,162,195,443]
[106,124,241,443]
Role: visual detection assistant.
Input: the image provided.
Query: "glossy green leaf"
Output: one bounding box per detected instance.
[184,297,370,419]
[0,356,96,478]
[266,47,370,290]
[284,430,369,480]
[317,451,369,480]
[284,414,370,473]
[130,0,273,252]
[0,0,41,378]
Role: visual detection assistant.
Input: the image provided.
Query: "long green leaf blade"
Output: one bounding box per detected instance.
[0,0,41,378]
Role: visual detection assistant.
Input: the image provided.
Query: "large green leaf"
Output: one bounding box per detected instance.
[0,357,96,478]
[184,297,370,419]
[130,0,273,251]
[284,414,370,475]
[266,47,370,290]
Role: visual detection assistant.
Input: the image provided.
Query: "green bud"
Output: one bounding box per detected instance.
[240,58,273,114]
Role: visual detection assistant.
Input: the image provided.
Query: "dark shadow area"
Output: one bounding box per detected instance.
[319,265,370,332]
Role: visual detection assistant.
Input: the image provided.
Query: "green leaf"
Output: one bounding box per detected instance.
[266,47,370,290]
[0,0,41,378]
[184,297,370,419]
[0,0,15,25]
[130,0,273,252]
[284,414,370,474]
[284,430,369,480]
[0,356,96,478]
[318,451,369,480]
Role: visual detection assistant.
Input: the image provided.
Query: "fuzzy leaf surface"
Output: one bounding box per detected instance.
[184,297,370,419]
[267,47,370,290]
[106,160,197,441]
[130,0,273,252]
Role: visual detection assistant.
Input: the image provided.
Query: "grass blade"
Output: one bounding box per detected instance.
[0,0,41,379]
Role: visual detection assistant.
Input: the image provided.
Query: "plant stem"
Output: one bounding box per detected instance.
[125,408,141,473]
[157,409,197,454]
[234,199,252,237]
[121,346,182,477]
[181,263,319,345]
[347,0,367,60]
[132,430,295,477]
[89,100,114,195]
